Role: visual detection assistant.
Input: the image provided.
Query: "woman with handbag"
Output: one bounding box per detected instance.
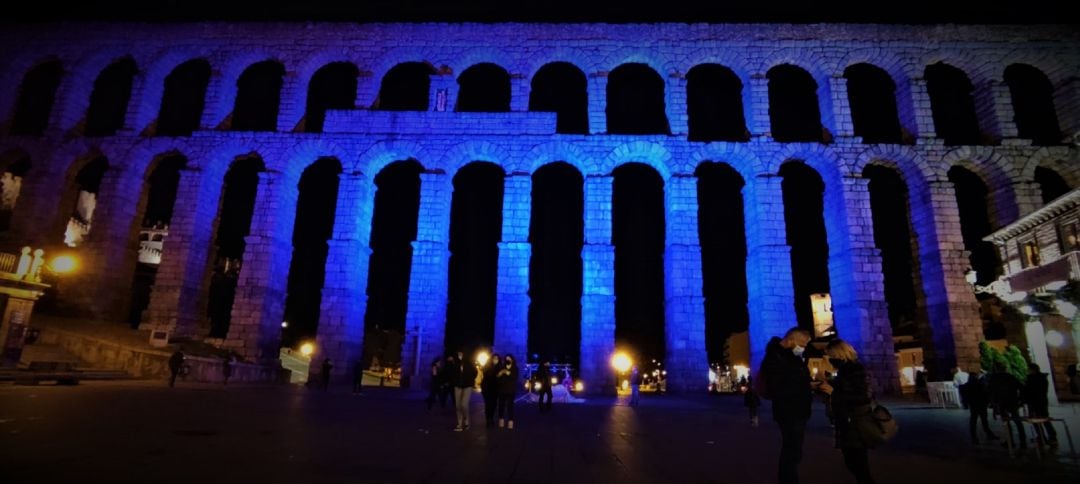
[817,339,876,484]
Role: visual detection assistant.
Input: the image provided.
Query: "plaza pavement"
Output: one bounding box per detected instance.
[1,380,1078,483]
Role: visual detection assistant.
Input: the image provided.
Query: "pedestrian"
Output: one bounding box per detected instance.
[951,367,970,408]
[221,353,233,385]
[760,327,813,484]
[497,354,520,429]
[451,350,478,431]
[1022,363,1058,446]
[816,339,876,484]
[962,369,999,444]
[426,357,443,410]
[168,349,185,388]
[352,359,364,395]
[482,353,502,427]
[536,358,554,413]
[744,377,762,427]
[439,354,455,412]
[320,357,333,391]
[629,364,642,406]
[988,361,1025,449]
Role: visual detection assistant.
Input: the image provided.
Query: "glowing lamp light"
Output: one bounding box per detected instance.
[1045,330,1065,348]
[611,352,632,373]
[550,377,558,385]
[533,382,542,391]
[621,380,629,390]
[281,321,288,328]
[476,350,490,367]
[50,255,78,274]
[299,342,315,357]
[574,381,584,392]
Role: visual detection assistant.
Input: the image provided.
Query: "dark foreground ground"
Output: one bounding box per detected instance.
[1,380,1078,484]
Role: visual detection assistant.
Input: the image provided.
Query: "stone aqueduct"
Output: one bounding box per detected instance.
[0,22,1078,393]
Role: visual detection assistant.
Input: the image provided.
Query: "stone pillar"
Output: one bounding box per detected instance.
[429,74,457,112]
[7,164,68,249]
[1003,180,1044,220]
[587,73,608,134]
[122,70,156,134]
[276,71,304,132]
[894,77,920,142]
[913,180,984,378]
[829,76,856,139]
[314,173,372,375]
[509,75,530,112]
[668,75,688,136]
[224,171,297,362]
[747,75,771,139]
[355,70,378,109]
[744,175,796,372]
[199,68,230,130]
[63,167,144,321]
[581,175,615,393]
[1052,76,1080,144]
[402,172,452,380]
[908,78,938,142]
[825,174,899,394]
[663,175,706,393]
[494,173,530,361]
[974,79,1018,142]
[142,168,221,337]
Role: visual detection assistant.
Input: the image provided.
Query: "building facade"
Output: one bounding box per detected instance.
[0,22,1078,393]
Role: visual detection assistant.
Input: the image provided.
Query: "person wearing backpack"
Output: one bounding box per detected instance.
[817,339,876,484]
[760,327,813,484]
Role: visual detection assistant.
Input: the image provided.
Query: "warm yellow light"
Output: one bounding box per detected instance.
[533,382,542,391]
[476,350,490,367]
[299,342,315,357]
[574,381,584,392]
[50,255,78,274]
[621,380,629,390]
[550,377,558,385]
[611,352,632,373]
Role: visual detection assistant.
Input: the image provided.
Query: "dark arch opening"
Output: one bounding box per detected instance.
[127,154,186,328]
[156,59,211,136]
[62,156,109,247]
[1005,64,1062,146]
[231,61,285,131]
[376,62,435,111]
[85,57,137,136]
[607,64,670,135]
[1035,166,1071,205]
[695,162,748,364]
[948,166,1000,286]
[767,65,823,143]
[613,162,665,362]
[207,156,264,337]
[529,62,589,134]
[303,62,358,133]
[281,158,342,347]
[687,64,748,142]
[845,63,903,144]
[528,162,584,367]
[10,60,63,136]
[445,162,505,354]
[925,63,982,146]
[456,63,511,113]
[0,155,31,232]
[864,165,925,340]
[780,161,830,332]
[364,159,423,367]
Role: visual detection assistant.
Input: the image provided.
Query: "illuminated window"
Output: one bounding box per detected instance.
[1019,238,1040,268]
[1058,221,1079,253]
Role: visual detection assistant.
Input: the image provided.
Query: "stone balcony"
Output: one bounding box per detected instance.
[1007,250,1080,293]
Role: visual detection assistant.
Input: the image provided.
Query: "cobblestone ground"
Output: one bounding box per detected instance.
[1,381,1078,483]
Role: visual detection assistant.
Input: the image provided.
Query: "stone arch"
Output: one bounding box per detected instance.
[523,141,596,176]
[994,48,1072,86]
[1021,146,1079,188]
[198,141,268,183]
[854,145,937,189]
[681,50,754,83]
[367,47,445,83]
[600,50,676,78]
[132,47,215,128]
[122,139,197,178]
[354,140,429,177]
[916,50,994,86]
[770,144,847,182]
[755,49,833,87]
[0,54,65,128]
[523,50,596,81]
[603,141,673,180]
[835,48,917,86]
[441,140,512,177]
[692,143,766,180]
[278,139,353,186]
[55,47,141,132]
[451,48,522,78]
[941,146,1018,189]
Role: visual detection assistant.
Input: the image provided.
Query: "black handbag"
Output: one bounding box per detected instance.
[856,401,899,445]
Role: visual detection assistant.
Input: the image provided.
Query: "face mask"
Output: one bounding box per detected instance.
[792,345,806,357]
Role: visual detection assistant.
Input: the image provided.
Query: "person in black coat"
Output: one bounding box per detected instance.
[818,339,875,484]
[536,359,554,413]
[1023,363,1058,445]
[962,369,998,443]
[497,354,520,429]
[988,362,1025,449]
[481,354,502,427]
[449,351,479,431]
[168,350,185,388]
[760,328,812,484]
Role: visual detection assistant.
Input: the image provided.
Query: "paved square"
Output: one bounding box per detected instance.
[1,381,1078,483]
